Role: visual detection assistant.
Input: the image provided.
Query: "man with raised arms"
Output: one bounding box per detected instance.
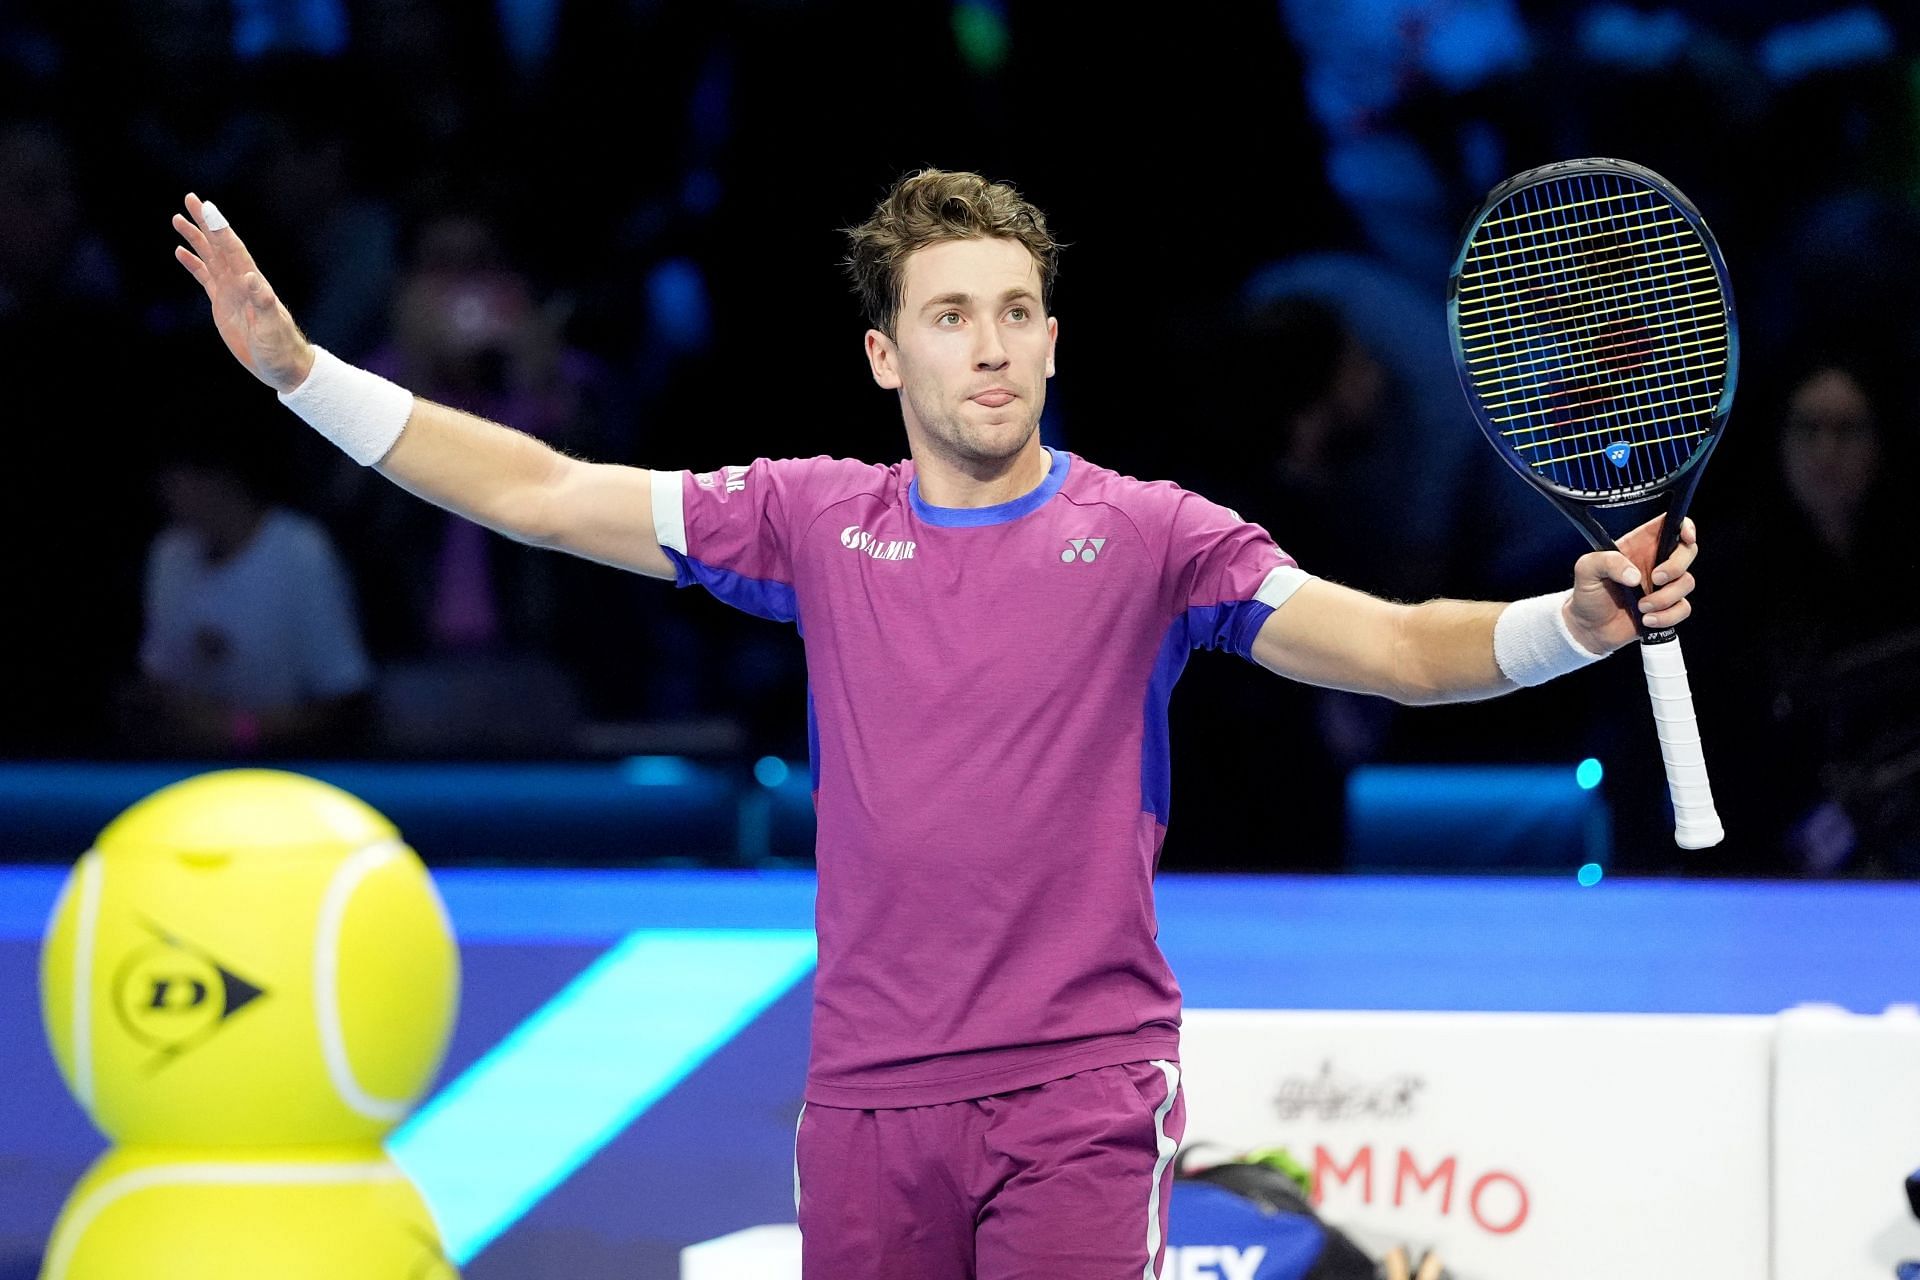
[172,170,1698,1280]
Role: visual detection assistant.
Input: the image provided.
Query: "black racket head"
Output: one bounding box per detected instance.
[1448,158,1738,511]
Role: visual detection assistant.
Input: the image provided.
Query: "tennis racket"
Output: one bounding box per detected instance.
[1446,157,1732,849]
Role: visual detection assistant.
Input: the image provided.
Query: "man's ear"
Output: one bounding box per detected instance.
[1045,314,1058,378]
[865,329,902,389]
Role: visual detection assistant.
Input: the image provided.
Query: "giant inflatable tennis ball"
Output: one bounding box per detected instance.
[38,1145,459,1280]
[39,769,459,1146]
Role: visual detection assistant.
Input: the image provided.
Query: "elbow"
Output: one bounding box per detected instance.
[1385,603,1445,706]
[496,489,558,549]
[1388,676,1445,708]
[502,459,573,549]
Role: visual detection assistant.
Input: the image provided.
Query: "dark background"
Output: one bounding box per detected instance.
[4,0,1917,877]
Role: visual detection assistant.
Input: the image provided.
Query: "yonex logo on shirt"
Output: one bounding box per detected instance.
[840,526,917,561]
[1061,537,1107,564]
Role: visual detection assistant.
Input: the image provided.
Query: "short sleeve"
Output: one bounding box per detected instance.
[649,458,825,624]
[1164,490,1310,659]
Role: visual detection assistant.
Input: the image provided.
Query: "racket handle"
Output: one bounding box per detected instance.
[1641,636,1724,849]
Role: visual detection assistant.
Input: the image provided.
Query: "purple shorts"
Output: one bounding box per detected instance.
[795,1059,1185,1280]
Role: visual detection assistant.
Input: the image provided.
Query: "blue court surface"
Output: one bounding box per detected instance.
[4,867,1914,1278]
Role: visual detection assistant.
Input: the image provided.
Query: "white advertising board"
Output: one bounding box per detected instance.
[1179,1009,1774,1279]
[1772,1004,1920,1280]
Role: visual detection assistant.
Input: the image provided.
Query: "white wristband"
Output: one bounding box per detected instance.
[1493,590,1606,687]
[277,346,414,465]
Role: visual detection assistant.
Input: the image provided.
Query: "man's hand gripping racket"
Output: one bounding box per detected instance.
[1448,158,1731,849]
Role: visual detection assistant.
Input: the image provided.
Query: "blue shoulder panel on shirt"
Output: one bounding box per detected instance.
[666,549,798,624]
[1141,601,1280,824]
[1185,598,1277,660]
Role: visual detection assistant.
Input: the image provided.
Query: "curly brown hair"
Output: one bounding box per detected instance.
[843,169,1061,338]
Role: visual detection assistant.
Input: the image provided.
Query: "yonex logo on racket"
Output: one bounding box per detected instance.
[1061,537,1106,564]
[1603,442,1633,468]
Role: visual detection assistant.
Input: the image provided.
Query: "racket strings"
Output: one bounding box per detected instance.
[1469,326,1727,398]
[1457,268,1718,337]
[1461,227,1719,377]
[1459,220,1718,349]
[1457,226,1700,292]
[1475,346,1727,429]
[1462,289,1722,372]
[1512,407,1715,452]
[1496,374,1721,430]
[1459,239,1699,289]
[1461,209,1689,261]
[1472,184,1676,230]
[1535,427,1713,467]
[1463,171,1728,495]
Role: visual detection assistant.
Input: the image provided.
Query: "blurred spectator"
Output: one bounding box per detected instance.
[1695,360,1919,874]
[114,0,253,201]
[0,0,1912,882]
[1282,0,1531,277]
[231,99,401,361]
[1169,280,1467,871]
[0,119,120,320]
[314,213,647,748]
[338,213,620,656]
[123,424,372,757]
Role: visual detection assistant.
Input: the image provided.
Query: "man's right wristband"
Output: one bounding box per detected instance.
[277,346,414,465]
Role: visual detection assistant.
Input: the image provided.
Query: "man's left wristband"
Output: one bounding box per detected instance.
[277,346,414,465]
[1493,589,1606,687]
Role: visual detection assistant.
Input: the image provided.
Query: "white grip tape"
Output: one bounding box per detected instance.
[1641,638,1724,849]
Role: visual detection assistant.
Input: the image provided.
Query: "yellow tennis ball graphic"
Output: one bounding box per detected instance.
[39,769,459,1146]
[39,1145,458,1280]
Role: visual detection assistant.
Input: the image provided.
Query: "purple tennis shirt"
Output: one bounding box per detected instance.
[649,448,1307,1108]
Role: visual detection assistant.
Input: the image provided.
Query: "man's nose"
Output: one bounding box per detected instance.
[973,326,1009,369]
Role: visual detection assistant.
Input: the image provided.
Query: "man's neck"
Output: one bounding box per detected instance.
[911,438,1051,509]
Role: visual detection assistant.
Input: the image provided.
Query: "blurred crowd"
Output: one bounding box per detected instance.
[2,0,1915,876]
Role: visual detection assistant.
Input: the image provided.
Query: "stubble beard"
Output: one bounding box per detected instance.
[904,376,1044,472]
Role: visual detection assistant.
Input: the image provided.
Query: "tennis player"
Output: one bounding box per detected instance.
[173,169,1698,1280]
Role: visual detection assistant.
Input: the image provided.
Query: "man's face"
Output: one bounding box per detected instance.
[865,236,1058,469]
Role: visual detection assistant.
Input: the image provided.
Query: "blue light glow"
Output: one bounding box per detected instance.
[1578,863,1605,887]
[1576,758,1605,790]
[388,929,816,1264]
[753,756,789,788]
[622,756,698,786]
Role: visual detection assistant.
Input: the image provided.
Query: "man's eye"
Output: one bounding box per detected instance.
[1008,307,1028,322]
[937,312,961,325]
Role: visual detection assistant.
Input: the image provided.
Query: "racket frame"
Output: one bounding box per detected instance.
[1447,157,1735,848]
[1446,156,1738,641]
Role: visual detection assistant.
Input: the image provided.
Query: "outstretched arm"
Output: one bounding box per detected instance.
[171,193,675,580]
[1250,514,1699,704]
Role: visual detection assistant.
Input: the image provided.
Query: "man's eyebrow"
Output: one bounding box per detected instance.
[919,287,1040,312]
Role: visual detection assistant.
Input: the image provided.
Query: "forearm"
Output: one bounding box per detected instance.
[281,351,671,577]
[373,397,569,547]
[1251,580,1602,705]
[173,202,667,575]
[1391,598,1514,705]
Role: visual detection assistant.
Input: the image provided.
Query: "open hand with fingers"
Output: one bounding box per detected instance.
[1563,512,1700,654]
[171,194,315,394]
